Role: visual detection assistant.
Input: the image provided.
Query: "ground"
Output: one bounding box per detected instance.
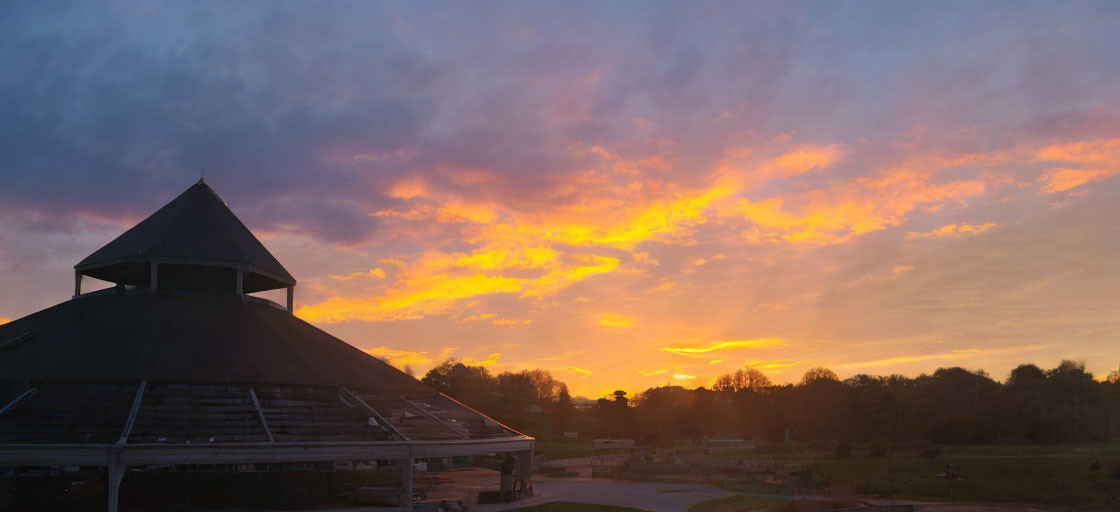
[281,442,1120,511]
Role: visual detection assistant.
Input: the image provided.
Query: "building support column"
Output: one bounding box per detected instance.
[516,447,534,497]
[398,455,414,511]
[236,270,244,296]
[74,271,82,298]
[107,462,125,512]
[149,263,159,291]
[286,285,294,313]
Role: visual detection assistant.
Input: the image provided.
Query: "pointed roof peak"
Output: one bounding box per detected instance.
[76,181,295,293]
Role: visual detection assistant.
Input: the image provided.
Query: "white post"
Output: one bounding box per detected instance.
[74,271,82,298]
[107,463,125,512]
[149,263,158,291]
[286,285,294,313]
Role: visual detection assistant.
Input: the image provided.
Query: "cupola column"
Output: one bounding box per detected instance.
[150,263,159,291]
[74,270,82,298]
[286,285,294,313]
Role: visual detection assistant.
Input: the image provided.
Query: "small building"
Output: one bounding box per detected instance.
[0,181,533,511]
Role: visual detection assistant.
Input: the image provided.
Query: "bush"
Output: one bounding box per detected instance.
[1110,465,1120,480]
[835,441,852,458]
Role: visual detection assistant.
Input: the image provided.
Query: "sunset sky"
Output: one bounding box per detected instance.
[2,1,1119,398]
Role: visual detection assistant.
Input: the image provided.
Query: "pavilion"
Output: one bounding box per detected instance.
[0,180,533,511]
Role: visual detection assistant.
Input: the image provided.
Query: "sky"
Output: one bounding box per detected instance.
[2,1,1120,398]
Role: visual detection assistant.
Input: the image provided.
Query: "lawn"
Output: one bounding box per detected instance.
[511,502,650,512]
[537,440,596,460]
[722,442,1120,509]
[811,449,1120,508]
[686,495,788,512]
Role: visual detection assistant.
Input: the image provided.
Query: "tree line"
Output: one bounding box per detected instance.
[420,359,1120,445]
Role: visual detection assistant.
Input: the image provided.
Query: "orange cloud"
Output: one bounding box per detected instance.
[1038,168,1119,194]
[329,268,386,281]
[745,359,799,371]
[566,366,594,377]
[906,222,997,239]
[363,347,434,368]
[766,144,844,178]
[493,318,534,326]
[663,338,786,357]
[1035,138,1120,193]
[0,317,9,325]
[673,374,696,380]
[638,369,669,376]
[463,353,501,367]
[740,165,989,244]
[598,313,634,328]
[387,176,428,200]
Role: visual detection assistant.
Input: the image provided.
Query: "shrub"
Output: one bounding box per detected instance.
[835,441,852,458]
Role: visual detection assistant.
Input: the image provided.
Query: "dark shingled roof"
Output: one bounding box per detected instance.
[75,181,295,292]
[0,292,423,389]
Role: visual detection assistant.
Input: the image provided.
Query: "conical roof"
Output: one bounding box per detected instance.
[75,180,295,292]
[0,293,423,389]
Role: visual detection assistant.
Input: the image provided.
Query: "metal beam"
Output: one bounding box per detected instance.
[341,387,409,441]
[437,392,531,438]
[107,460,126,512]
[0,437,533,465]
[117,381,147,445]
[398,395,468,439]
[249,388,275,443]
[0,387,36,416]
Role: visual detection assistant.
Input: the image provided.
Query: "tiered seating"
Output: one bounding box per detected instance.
[254,385,393,442]
[398,392,510,439]
[129,383,268,444]
[351,389,464,440]
[0,381,138,444]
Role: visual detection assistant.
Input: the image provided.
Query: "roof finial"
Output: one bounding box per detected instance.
[199,165,205,184]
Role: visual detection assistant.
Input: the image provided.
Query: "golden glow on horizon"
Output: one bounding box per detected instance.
[289,136,1120,396]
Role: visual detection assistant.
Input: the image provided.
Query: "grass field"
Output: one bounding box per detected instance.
[537,440,596,460]
[686,495,788,512]
[535,441,1120,509]
[710,442,1120,509]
